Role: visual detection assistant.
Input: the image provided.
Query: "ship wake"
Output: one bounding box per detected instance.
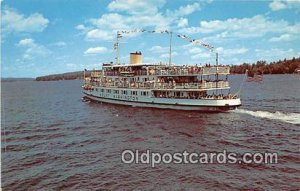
[232,109,300,124]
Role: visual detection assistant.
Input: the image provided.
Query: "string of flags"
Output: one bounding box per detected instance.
[113,29,214,51]
[176,34,214,50]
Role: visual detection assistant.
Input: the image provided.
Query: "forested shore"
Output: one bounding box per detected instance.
[36,71,92,81]
[230,57,300,75]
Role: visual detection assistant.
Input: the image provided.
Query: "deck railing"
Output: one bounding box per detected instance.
[91,81,229,90]
[103,66,230,76]
[202,67,230,75]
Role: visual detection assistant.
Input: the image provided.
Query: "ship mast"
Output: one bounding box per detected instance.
[216,52,218,94]
[114,29,216,67]
[114,32,121,65]
[169,32,172,66]
[116,36,120,65]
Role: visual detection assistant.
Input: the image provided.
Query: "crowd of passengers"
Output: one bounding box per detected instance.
[90,80,227,89]
[104,64,228,76]
[153,92,237,99]
[88,76,228,89]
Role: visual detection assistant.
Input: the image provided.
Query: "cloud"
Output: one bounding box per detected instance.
[84,47,108,54]
[79,2,207,41]
[89,12,171,32]
[89,13,130,30]
[17,38,51,60]
[107,0,166,15]
[255,48,298,60]
[83,12,171,41]
[86,29,114,41]
[215,47,248,56]
[166,2,200,17]
[160,51,178,59]
[18,38,35,46]
[184,45,247,61]
[183,45,212,60]
[177,18,188,28]
[181,15,286,35]
[269,0,300,11]
[269,34,292,42]
[187,47,202,54]
[75,24,91,35]
[2,7,49,34]
[149,45,169,53]
[76,24,86,30]
[178,15,300,42]
[269,0,287,11]
[191,52,212,60]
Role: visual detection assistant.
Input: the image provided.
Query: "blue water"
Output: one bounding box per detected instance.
[1,74,300,190]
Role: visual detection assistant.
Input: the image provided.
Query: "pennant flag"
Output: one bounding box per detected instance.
[113,42,118,50]
[115,29,215,51]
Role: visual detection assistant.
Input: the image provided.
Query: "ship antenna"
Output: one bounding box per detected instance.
[216,52,218,94]
[169,31,172,66]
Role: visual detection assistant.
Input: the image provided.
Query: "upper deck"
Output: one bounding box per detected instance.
[102,63,230,77]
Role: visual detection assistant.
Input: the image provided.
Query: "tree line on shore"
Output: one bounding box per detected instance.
[230,57,300,76]
[36,71,92,81]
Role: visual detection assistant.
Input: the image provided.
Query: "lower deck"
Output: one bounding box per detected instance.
[82,86,241,111]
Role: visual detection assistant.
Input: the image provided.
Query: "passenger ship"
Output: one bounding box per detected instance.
[82,30,241,111]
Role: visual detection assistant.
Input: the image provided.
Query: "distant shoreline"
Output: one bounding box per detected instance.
[1,73,298,82]
[1,78,35,82]
[35,70,93,81]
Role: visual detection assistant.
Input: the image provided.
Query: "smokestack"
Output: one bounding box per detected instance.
[130,52,142,64]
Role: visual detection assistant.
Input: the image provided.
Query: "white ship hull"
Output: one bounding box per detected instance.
[83,89,241,111]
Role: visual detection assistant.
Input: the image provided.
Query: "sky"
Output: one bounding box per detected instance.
[1,0,300,78]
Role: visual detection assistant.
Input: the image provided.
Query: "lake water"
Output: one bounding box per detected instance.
[1,74,300,190]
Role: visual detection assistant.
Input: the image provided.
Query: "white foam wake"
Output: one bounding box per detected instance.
[232,109,300,124]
